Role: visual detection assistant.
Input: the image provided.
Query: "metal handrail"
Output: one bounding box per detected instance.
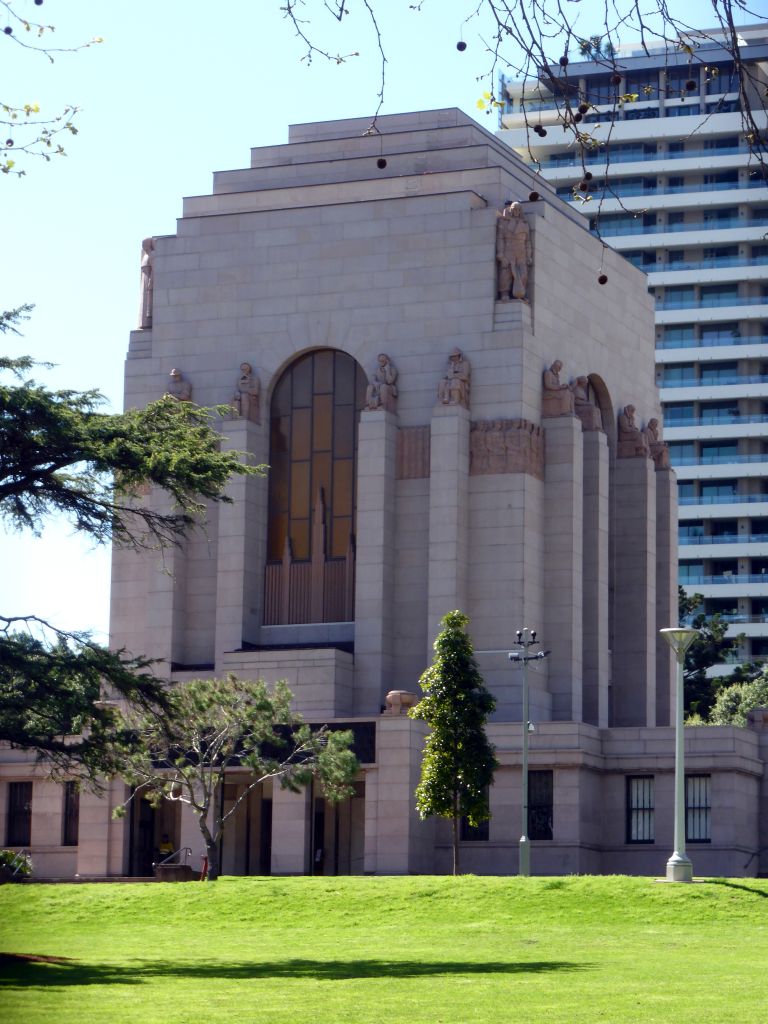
[154,845,192,867]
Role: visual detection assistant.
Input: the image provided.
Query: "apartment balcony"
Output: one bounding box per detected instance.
[657,302,768,327]
[650,263,768,288]
[678,575,768,598]
[666,421,768,446]
[677,497,768,523]
[577,185,768,217]
[678,537,768,558]
[660,376,768,403]
[674,458,768,481]
[655,337,768,363]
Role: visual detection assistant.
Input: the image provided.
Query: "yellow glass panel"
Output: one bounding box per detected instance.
[291,461,310,521]
[313,350,333,394]
[313,393,333,452]
[291,407,311,461]
[333,459,353,517]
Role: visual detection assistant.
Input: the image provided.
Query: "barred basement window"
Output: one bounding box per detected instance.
[528,770,553,840]
[62,781,80,847]
[7,781,32,847]
[626,776,654,843]
[686,775,711,843]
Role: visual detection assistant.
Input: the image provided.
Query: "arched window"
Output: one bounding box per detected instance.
[265,350,367,624]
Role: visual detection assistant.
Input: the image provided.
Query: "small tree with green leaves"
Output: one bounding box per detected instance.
[115,675,358,881]
[709,673,768,727]
[409,610,498,876]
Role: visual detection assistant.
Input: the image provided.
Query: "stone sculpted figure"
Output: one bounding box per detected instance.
[231,362,261,423]
[437,348,471,409]
[139,237,154,329]
[496,201,533,302]
[644,417,670,469]
[365,353,398,413]
[165,368,192,402]
[618,404,650,457]
[542,360,575,417]
[571,375,603,431]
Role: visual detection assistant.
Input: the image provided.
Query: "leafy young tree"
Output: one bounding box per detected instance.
[679,587,742,718]
[409,610,498,876]
[115,675,359,881]
[709,673,768,727]
[0,311,264,779]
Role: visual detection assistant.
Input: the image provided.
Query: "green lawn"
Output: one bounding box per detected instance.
[1,875,766,1024]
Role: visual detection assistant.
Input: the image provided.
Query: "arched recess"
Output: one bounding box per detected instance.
[587,373,615,455]
[264,349,367,625]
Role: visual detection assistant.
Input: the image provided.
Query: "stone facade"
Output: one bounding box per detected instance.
[2,109,766,878]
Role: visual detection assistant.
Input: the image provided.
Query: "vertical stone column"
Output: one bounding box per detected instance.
[655,467,678,726]
[354,409,398,715]
[214,419,268,663]
[367,714,433,874]
[543,415,583,721]
[427,404,470,654]
[145,489,187,678]
[582,430,610,727]
[612,456,657,727]
[76,780,127,877]
[270,786,310,875]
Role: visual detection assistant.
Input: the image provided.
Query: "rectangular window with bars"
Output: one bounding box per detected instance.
[7,781,32,847]
[529,770,553,840]
[627,776,654,843]
[686,775,711,843]
[62,781,80,847]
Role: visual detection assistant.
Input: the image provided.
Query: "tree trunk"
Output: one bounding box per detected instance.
[205,840,220,882]
[452,790,460,876]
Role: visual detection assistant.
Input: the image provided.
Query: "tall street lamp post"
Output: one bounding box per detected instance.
[509,628,550,877]
[659,626,700,883]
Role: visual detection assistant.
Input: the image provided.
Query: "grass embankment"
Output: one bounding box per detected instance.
[1,875,766,1024]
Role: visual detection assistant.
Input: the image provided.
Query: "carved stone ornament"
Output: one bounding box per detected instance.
[383,690,419,716]
[470,418,544,480]
[365,353,398,413]
[496,201,532,302]
[165,368,192,402]
[139,237,154,329]
[617,404,650,458]
[571,375,603,431]
[644,418,670,469]
[437,348,471,410]
[230,362,261,424]
[542,360,575,418]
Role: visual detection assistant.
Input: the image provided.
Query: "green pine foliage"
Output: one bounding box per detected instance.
[410,610,498,874]
[0,336,265,778]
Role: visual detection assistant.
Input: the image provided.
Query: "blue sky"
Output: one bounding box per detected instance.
[0,0,721,642]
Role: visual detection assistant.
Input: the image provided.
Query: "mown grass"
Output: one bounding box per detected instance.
[1,875,767,1023]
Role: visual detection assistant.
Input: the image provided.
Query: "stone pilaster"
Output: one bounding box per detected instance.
[582,429,610,727]
[354,409,398,715]
[655,467,678,726]
[214,419,268,663]
[145,489,187,678]
[270,785,310,875]
[427,404,470,654]
[543,415,583,721]
[365,715,433,874]
[612,455,657,727]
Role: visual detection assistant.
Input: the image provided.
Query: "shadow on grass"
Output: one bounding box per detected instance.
[0,954,591,988]
[704,879,768,899]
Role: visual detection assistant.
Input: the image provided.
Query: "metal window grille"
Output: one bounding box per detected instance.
[62,781,80,847]
[528,770,553,841]
[686,775,711,843]
[7,781,32,847]
[627,776,654,843]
